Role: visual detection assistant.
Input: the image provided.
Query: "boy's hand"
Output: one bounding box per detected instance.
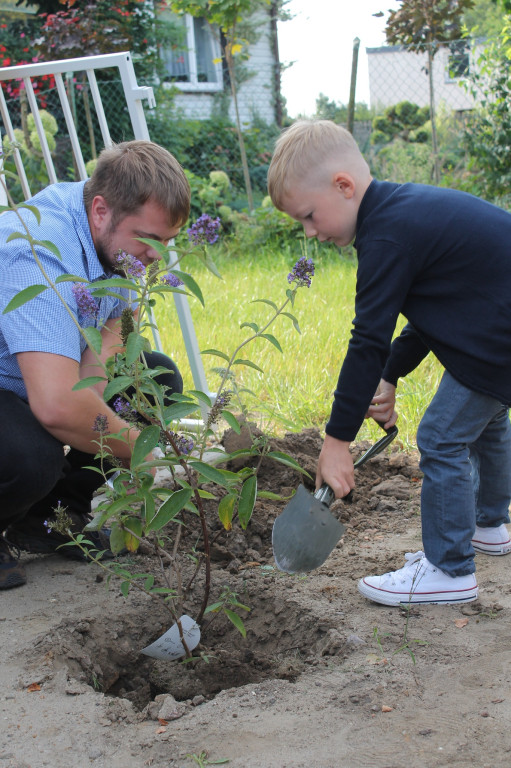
[316,435,354,499]
[366,378,398,429]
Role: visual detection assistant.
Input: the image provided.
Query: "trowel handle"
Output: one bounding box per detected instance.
[314,426,398,507]
[314,483,335,507]
[353,425,398,470]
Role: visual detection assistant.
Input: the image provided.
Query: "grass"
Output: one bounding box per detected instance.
[154,242,444,448]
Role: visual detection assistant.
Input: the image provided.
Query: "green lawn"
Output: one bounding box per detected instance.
[154,244,443,448]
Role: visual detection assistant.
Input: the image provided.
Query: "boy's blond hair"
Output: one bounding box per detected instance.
[268,120,369,210]
[84,140,190,228]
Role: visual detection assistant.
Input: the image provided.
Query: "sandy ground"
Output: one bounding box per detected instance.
[2,430,511,768]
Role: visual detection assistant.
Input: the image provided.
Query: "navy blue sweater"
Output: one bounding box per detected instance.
[326,179,511,442]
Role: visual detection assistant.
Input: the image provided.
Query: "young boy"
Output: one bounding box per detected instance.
[267,119,511,606]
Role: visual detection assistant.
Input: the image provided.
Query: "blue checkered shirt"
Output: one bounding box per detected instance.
[0,181,130,400]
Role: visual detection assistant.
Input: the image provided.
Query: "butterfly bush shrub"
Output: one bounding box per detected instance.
[0,144,315,651]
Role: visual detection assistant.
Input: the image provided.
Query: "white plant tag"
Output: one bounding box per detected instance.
[141,615,200,660]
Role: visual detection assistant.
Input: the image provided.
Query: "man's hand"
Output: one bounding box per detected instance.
[366,378,398,429]
[316,434,354,499]
[17,351,139,460]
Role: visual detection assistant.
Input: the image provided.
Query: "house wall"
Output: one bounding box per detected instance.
[367,45,479,112]
[168,18,277,125]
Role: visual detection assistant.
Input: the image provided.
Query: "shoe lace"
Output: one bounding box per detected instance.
[384,551,427,586]
[403,550,425,568]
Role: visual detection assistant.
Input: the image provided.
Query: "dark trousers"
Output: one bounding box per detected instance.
[0,351,182,530]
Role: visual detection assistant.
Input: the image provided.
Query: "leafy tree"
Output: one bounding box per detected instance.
[314,93,372,122]
[371,100,430,145]
[463,0,509,37]
[385,0,475,183]
[169,0,271,212]
[461,18,511,200]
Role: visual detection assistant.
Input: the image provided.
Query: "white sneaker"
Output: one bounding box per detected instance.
[472,524,511,556]
[358,551,478,606]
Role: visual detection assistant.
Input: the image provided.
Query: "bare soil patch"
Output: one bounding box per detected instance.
[2,428,511,768]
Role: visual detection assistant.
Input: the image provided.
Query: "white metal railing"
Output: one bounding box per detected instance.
[0,51,211,401]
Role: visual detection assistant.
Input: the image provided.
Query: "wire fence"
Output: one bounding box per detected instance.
[366,38,480,114]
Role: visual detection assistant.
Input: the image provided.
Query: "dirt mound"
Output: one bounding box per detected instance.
[3,429,511,768]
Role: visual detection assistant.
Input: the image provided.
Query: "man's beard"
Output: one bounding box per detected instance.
[95,227,124,275]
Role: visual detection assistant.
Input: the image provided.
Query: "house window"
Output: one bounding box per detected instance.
[160,13,223,92]
[447,40,470,81]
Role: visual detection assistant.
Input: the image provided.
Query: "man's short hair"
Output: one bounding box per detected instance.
[83,140,190,227]
[268,120,364,210]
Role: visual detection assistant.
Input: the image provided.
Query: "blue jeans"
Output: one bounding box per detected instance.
[417,371,511,576]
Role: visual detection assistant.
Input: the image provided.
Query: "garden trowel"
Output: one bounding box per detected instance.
[272,425,398,573]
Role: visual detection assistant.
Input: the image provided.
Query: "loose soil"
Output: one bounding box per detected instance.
[2,428,511,768]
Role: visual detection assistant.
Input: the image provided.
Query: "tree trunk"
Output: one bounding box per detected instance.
[226,46,255,212]
[427,47,441,185]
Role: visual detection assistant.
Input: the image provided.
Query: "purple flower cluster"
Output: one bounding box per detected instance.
[113,397,137,421]
[72,283,98,320]
[215,392,232,409]
[287,257,315,288]
[187,214,221,246]
[92,414,109,434]
[113,250,146,279]
[169,430,195,455]
[161,272,184,288]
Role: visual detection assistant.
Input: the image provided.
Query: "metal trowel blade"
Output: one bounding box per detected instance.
[272,485,344,574]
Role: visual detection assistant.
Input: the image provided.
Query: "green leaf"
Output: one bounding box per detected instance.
[55,274,88,284]
[232,358,264,373]
[163,401,200,423]
[187,389,213,407]
[72,376,107,391]
[2,284,48,313]
[125,331,147,366]
[204,252,222,279]
[218,493,236,531]
[18,203,41,224]
[224,609,247,637]
[204,601,223,614]
[188,460,237,488]
[109,522,127,554]
[221,410,241,434]
[172,270,204,307]
[102,375,135,402]
[238,475,257,530]
[131,425,161,469]
[281,311,301,333]
[123,517,143,552]
[201,348,230,362]
[266,450,311,477]
[252,298,278,310]
[83,510,111,531]
[144,575,155,590]
[83,326,103,354]
[142,489,156,523]
[6,231,30,244]
[260,333,283,353]
[257,490,293,501]
[240,321,259,333]
[146,488,192,532]
[286,288,296,306]
[89,277,137,291]
[135,237,169,255]
[36,239,61,259]
[120,581,131,597]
